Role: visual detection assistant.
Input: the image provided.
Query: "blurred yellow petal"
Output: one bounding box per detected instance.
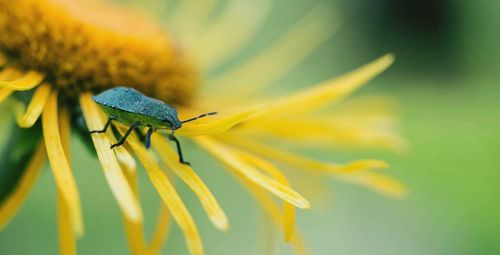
[79,93,143,223]
[340,172,407,198]
[0,68,21,80]
[195,137,310,209]
[0,88,13,104]
[245,116,406,152]
[42,91,84,236]
[149,205,171,255]
[152,133,229,231]
[222,136,388,174]
[170,0,216,44]
[0,142,45,229]
[120,161,148,255]
[17,83,51,128]
[123,132,203,255]
[115,146,137,177]
[57,192,77,255]
[57,112,77,253]
[194,0,271,69]
[208,4,338,94]
[0,71,45,91]
[251,54,395,120]
[237,176,309,255]
[177,106,262,137]
[235,149,296,241]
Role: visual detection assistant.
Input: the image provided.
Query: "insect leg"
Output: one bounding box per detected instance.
[111,122,141,149]
[90,116,116,134]
[168,134,190,165]
[144,126,154,149]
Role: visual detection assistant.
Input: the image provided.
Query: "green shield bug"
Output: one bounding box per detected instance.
[90,87,216,165]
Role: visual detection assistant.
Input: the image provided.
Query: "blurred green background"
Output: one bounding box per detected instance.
[1,0,499,254]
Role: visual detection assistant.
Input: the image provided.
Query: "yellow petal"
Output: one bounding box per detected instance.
[79,93,143,223]
[114,146,137,177]
[236,175,310,255]
[251,54,395,120]
[122,130,203,255]
[340,172,407,198]
[195,137,310,209]
[149,205,171,255]
[170,0,216,44]
[0,71,45,91]
[152,133,228,231]
[120,160,148,255]
[221,135,388,174]
[0,142,46,229]
[17,83,52,128]
[193,0,271,69]
[57,191,77,255]
[0,88,13,104]
[235,149,295,241]
[42,91,84,236]
[207,4,338,95]
[177,106,262,137]
[56,107,78,252]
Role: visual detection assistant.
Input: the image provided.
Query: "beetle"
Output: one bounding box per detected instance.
[90,87,216,165]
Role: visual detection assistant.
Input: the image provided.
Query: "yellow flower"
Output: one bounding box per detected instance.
[0,0,406,255]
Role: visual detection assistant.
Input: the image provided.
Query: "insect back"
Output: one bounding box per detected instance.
[91,87,217,165]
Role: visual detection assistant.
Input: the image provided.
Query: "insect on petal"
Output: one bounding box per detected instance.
[17,83,52,128]
[121,130,204,255]
[79,93,143,223]
[195,137,310,209]
[152,133,229,231]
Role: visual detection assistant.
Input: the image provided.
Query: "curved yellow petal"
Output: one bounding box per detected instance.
[122,130,203,255]
[251,54,395,120]
[177,106,262,137]
[236,175,310,255]
[121,160,148,255]
[149,205,171,255]
[193,0,271,69]
[340,172,407,198]
[0,142,45,229]
[17,83,51,128]
[79,93,143,223]
[152,133,228,231]
[207,4,338,94]
[0,71,45,91]
[42,91,84,236]
[235,149,295,242]
[221,135,388,174]
[57,106,78,252]
[195,137,310,209]
[0,88,13,104]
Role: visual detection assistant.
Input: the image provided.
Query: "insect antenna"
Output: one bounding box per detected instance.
[181,112,218,124]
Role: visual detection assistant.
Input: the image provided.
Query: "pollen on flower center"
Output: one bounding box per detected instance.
[0,0,198,105]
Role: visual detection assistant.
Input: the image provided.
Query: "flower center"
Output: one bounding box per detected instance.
[0,0,198,105]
